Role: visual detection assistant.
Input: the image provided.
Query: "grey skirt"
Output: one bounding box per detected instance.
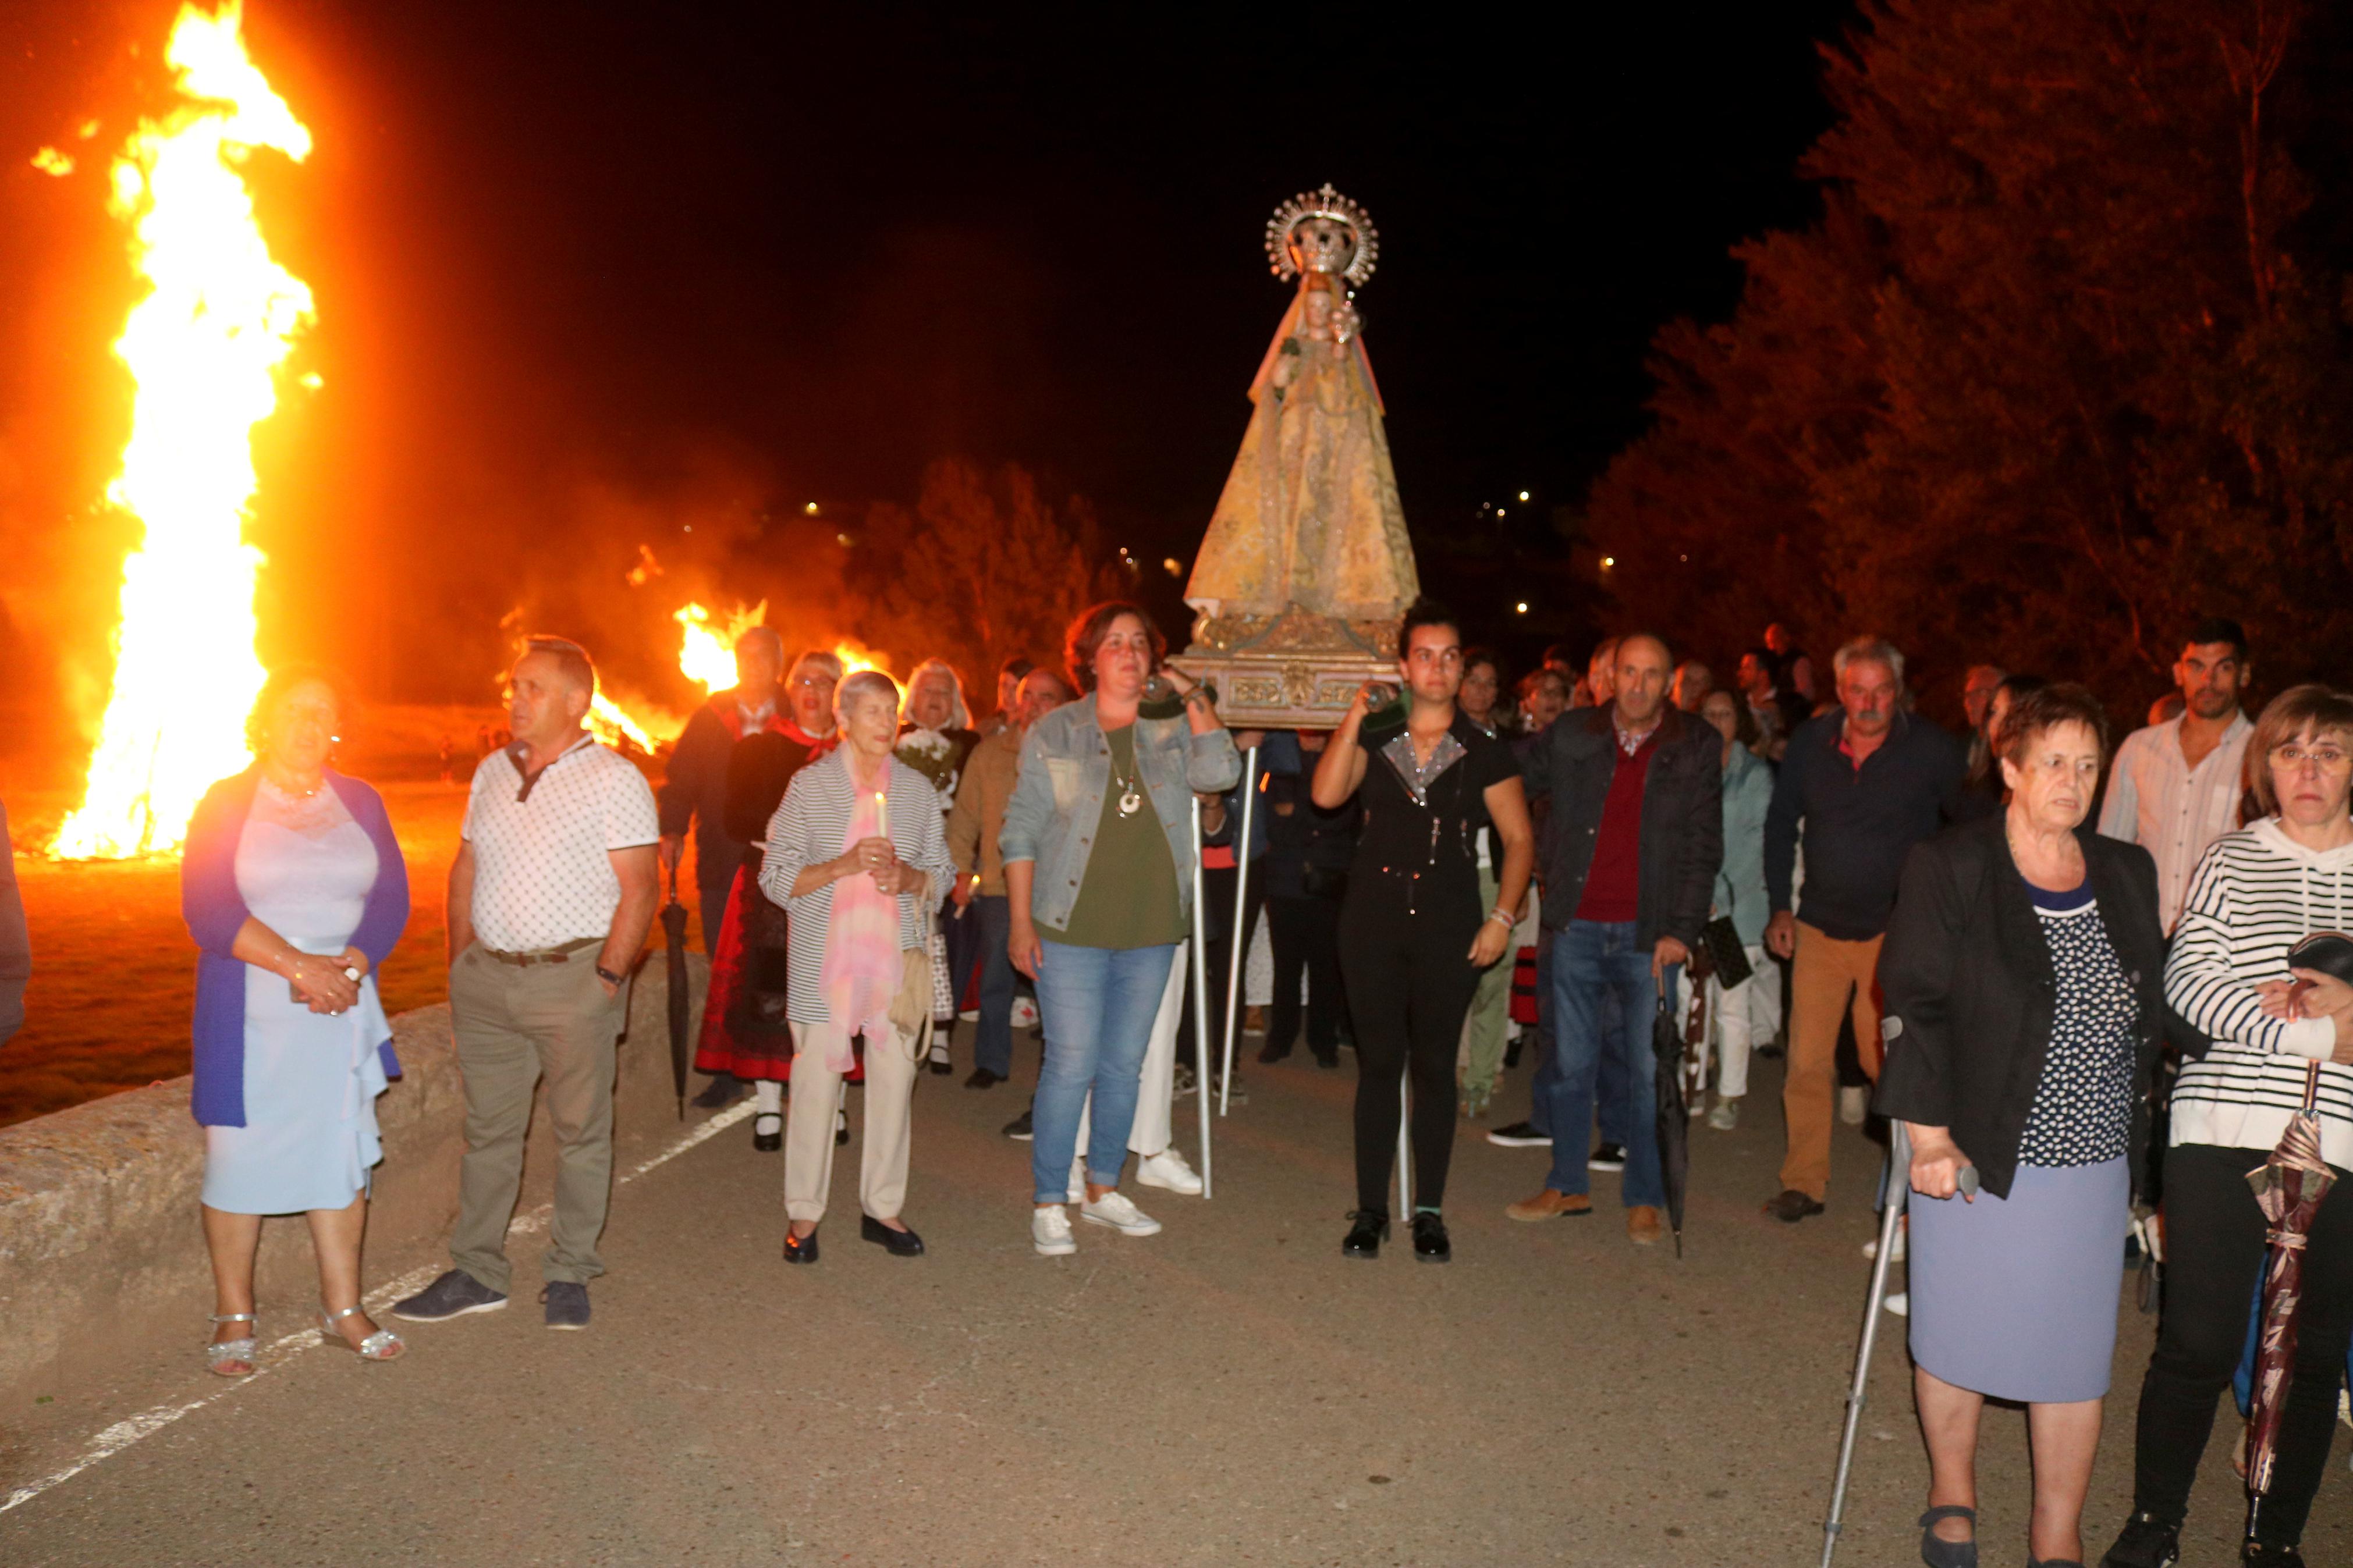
[1908,1155,2130,1403]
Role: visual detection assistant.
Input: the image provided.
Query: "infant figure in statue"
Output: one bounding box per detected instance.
[1186,184,1418,649]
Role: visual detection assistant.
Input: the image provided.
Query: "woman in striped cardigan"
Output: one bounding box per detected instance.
[2105,685,2353,1568]
[758,670,954,1264]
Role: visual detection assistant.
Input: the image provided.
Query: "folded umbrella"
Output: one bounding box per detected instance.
[662,862,691,1119]
[1652,991,1691,1257]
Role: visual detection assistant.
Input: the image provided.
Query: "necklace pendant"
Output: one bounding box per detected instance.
[1119,788,1144,818]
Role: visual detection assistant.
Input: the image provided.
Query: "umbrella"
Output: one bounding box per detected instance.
[661,861,691,1119]
[2243,1062,2334,1545]
[1651,989,1691,1257]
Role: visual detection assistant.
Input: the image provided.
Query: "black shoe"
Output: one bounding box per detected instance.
[2241,1545,2304,1568]
[783,1227,819,1264]
[1917,1505,1976,1568]
[390,1268,509,1322]
[691,1072,744,1108]
[752,1112,782,1153]
[2094,1513,2182,1568]
[539,1281,590,1331]
[1588,1142,1628,1172]
[1257,1040,1293,1064]
[1755,1042,1786,1059]
[861,1214,926,1256]
[1486,1121,1549,1148]
[1003,1108,1034,1140]
[1342,1210,1389,1260]
[1411,1213,1451,1264]
[965,1068,1003,1089]
[1763,1189,1827,1223]
[1314,1051,1340,1069]
[1502,1035,1525,1069]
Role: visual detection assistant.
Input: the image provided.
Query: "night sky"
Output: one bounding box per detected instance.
[0,1,1850,743]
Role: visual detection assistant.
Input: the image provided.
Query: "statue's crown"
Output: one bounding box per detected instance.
[1264,183,1379,287]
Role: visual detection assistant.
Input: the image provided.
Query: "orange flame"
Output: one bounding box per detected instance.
[675,599,768,689]
[832,638,888,678]
[53,1,314,859]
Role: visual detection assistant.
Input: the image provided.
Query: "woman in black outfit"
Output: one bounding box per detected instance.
[1313,599,1535,1262]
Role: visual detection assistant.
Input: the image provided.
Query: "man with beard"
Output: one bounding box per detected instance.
[2098,616,2256,934]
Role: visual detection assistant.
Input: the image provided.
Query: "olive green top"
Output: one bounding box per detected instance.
[1041,725,1186,950]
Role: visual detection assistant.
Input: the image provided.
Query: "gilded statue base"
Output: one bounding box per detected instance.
[1172,602,1400,730]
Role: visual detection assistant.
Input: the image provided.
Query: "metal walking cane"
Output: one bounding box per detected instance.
[1218,744,1260,1117]
[1189,798,1216,1198]
[1821,1121,1912,1568]
[1395,1070,1414,1219]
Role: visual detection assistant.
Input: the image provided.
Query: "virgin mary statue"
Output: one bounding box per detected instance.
[1186,186,1419,645]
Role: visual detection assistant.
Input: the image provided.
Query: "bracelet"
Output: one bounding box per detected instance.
[1483,909,1516,929]
[595,963,624,987]
[1180,686,1212,708]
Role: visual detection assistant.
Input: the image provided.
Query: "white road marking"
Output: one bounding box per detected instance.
[1,1100,754,1515]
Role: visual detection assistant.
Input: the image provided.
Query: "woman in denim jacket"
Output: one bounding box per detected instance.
[1001,601,1240,1256]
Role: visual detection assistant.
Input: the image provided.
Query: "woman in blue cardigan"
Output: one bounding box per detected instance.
[183,669,410,1374]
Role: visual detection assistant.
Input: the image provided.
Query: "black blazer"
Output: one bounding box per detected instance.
[1873,814,2165,1201]
[1520,705,1722,950]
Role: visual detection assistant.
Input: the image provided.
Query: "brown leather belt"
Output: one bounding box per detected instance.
[480,937,602,967]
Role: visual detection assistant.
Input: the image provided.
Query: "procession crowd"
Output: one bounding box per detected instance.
[95,593,2353,1568]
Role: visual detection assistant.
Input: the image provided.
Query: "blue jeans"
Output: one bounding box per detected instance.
[974,895,1017,1079]
[1030,938,1179,1202]
[1542,920,1667,1207]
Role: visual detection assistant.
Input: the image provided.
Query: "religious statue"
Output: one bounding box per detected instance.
[1176,185,1421,724]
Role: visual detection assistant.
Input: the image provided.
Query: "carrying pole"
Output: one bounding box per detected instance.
[1188,802,1216,1199]
[1395,1070,1414,1219]
[1821,1121,1911,1568]
[1218,745,1259,1117]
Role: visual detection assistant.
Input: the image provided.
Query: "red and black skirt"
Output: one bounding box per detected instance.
[693,852,864,1084]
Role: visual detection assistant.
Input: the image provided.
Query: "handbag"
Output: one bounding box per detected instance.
[1699,916,1752,989]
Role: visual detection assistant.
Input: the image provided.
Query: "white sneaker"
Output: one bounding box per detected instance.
[1135,1148,1204,1195]
[1883,1290,1909,1317]
[1031,1205,1077,1256]
[1862,1226,1907,1263]
[1010,995,1039,1030]
[1839,1085,1870,1125]
[1079,1190,1162,1236]
[1707,1096,1741,1131]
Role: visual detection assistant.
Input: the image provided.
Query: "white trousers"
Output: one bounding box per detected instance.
[1679,944,1782,1100]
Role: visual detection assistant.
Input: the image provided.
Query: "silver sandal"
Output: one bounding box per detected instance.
[206,1312,258,1378]
[317,1303,404,1361]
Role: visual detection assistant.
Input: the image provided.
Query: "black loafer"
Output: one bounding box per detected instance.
[861,1214,926,1256]
[782,1227,819,1264]
[1763,1189,1826,1224]
[1411,1212,1451,1264]
[1343,1210,1389,1260]
[751,1112,782,1153]
[2098,1511,2180,1568]
[965,1068,1003,1089]
[1918,1505,1976,1568]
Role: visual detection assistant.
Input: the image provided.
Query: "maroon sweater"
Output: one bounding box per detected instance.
[1571,728,1659,923]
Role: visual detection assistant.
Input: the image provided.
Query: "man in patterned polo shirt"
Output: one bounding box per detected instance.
[395,636,661,1331]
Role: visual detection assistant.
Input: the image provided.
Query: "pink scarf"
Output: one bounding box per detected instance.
[817,780,903,1068]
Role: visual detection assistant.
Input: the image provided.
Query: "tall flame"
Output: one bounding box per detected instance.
[52,1,313,859]
[675,600,768,689]
[832,639,888,678]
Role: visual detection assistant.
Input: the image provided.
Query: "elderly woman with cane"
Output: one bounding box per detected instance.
[2100,684,2353,1568]
[1876,684,2164,1568]
[758,669,953,1263]
[1002,600,1238,1257]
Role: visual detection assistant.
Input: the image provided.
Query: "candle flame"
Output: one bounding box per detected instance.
[52,1,313,859]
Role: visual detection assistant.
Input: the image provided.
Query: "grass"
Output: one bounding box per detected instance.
[0,709,711,1128]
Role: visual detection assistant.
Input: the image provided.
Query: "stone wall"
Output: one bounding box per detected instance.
[0,957,705,1407]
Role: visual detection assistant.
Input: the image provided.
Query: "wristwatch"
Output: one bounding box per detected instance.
[594,963,624,987]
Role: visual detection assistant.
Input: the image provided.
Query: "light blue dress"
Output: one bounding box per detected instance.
[201,781,393,1215]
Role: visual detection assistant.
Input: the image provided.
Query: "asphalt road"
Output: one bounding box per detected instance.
[2,1046,2343,1567]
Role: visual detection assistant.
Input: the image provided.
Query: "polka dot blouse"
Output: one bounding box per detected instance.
[2016,879,2138,1167]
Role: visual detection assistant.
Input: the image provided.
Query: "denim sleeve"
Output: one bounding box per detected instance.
[1184,727,1242,794]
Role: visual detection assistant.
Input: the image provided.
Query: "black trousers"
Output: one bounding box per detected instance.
[2129,1141,2353,1545]
[1338,892,1482,1215]
[1266,895,1343,1057]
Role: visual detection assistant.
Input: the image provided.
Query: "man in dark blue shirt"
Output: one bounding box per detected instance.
[1761,637,1964,1221]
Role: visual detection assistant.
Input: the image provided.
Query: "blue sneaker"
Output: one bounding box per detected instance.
[540,1281,591,1331]
[390,1269,507,1322]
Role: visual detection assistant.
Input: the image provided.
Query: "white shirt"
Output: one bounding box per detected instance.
[2098,710,2253,933]
[463,735,660,952]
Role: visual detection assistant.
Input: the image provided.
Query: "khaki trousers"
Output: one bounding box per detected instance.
[785,1019,918,1224]
[1779,921,1883,1201]
[448,945,623,1292]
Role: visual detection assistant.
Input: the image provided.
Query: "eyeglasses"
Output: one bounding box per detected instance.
[2271,744,2352,773]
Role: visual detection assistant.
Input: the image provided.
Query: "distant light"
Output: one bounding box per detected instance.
[1514,602,1529,614]
[836,531,852,546]
[1162,557,1183,576]
[1679,553,1688,563]
[1601,555,1615,569]
[1497,507,1507,517]
[1517,490,1530,503]
[804,502,819,514]
[683,525,692,532]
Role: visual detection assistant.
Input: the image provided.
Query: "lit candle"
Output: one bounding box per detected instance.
[875,788,890,844]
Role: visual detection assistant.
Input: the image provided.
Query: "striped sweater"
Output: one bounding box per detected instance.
[757,748,953,1025]
[2165,817,2353,1167]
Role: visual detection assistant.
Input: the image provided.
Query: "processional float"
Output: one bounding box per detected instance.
[1171,184,1422,1203]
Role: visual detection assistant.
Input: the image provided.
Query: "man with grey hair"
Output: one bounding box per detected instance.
[1759,634,1965,1222]
[397,635,661,1329]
